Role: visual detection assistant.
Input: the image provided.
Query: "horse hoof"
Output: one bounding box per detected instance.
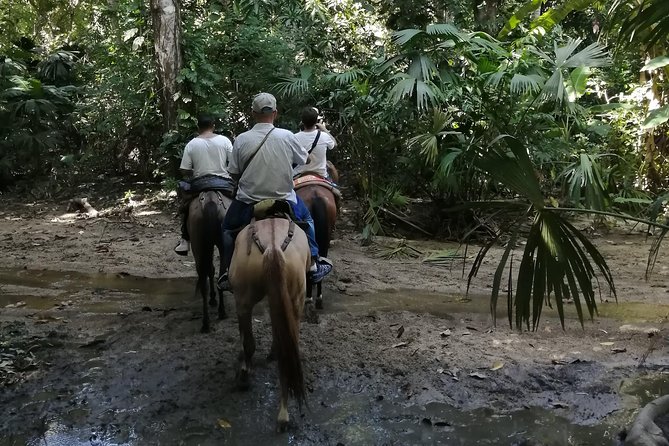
[201,324,210,334]
[303,303,319,324]
[236,369,250,390]
[209,299,217,307]
[276,420,289,433]
[267,351,276,362]
[315,298,323,310]
[218,312,228,320]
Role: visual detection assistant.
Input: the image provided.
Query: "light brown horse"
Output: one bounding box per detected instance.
[187,190,231,333]
[229,217,310,431]
[296,181,337,309]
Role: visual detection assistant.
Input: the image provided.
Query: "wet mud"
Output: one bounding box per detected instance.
[1,198,669,445]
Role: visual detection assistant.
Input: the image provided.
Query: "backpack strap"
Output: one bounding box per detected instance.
[240,127,275,176]
[308,130,321,155]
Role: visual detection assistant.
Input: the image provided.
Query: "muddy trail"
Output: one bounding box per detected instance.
[1,194,669,445]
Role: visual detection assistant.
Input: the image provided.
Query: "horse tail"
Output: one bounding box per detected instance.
[197,198,219,278]
[263,245,306,408]
[311,195,329,257]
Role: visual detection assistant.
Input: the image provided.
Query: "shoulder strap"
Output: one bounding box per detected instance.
[240,127,275,176]
[308,130,321,155]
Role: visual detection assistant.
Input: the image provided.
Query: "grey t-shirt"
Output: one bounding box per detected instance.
[179,134,233,179]
[228,123,308,204]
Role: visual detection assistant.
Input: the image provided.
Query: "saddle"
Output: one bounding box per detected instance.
[293,173,342,207]
[247,199,301,254]
[179,175,236,200]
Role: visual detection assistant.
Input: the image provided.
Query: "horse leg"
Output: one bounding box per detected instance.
[277,382,290,432]
[208,263,217,307]
[315,282,323,309]
[305,277,313,304]
[200,276,210,333]
[235,301,255,390]
[216,245,227,320]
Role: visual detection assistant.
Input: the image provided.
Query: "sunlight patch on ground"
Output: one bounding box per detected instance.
[135,210,161,216]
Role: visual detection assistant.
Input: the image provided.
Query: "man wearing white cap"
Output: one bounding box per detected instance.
[217,92,333,291]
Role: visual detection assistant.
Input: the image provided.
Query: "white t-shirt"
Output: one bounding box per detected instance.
[180,134,233,179]
[293,129,336,178]
[228,123,307,204]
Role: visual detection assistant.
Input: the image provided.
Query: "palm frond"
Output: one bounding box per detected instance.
[562,153,609,210]
[408,54,438,81]
[325,68,367,86]
[392,29,425,46]
[563,41,609,68]
[475,135,545,209]
[531,0,597,35]
[510,73,543,95]
[425,23,466,41]
[273,66,313,97]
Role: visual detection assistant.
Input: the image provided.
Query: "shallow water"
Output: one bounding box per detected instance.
[1,267,663,445]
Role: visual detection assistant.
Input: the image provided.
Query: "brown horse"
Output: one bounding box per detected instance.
[296,181,337,309]
[229,217,310,431]
[187,190,231,333]
[326,160,339,184]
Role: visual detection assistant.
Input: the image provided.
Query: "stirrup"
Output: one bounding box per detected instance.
[217,272,232,292]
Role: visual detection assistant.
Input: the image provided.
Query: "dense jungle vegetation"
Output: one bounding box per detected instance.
[2,0,668,328]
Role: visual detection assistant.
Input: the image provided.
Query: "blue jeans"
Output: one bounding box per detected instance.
[221,197,320,274]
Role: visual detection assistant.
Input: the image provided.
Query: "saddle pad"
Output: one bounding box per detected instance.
[293,174,329,189]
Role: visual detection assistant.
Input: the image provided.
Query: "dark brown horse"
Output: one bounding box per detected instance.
[296,178,337,309]
[187,190,231,332]
[229,217,310,431]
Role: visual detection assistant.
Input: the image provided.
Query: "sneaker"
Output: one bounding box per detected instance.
[217,272,232,292]
[309,260,332,283]
[174,239,189,256]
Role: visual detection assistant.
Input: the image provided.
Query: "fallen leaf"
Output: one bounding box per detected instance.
[436,368,444,374]
[396,325,405,339]
[491,361,504,371]
[552,402,569,409]
[440,329,451,337]
[600,342,615,346]
[392,342,408,349]
[469,372,486,380]
[217,418,232,429]
[611,347,627,354]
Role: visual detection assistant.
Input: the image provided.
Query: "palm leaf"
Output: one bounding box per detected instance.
[475,135,545,208]
[392,29,425,46]
[425,23,466,41]
[273,66,313,98]
[510,73,543,94]
[530,0,597,34]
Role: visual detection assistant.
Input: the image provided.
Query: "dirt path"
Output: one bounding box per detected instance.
[1,193,669,445]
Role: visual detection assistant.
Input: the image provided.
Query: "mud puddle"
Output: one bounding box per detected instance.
[4,267,667,323]
[1,268,666,445]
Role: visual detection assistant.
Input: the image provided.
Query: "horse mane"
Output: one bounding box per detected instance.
[262,222,306,408]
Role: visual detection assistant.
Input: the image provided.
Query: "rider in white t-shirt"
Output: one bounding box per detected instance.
[293,107,336,179]
[174,115,233,255]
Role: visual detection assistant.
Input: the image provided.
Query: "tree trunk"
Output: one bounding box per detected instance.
[473,0,501,31]
[151,0,182,132]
